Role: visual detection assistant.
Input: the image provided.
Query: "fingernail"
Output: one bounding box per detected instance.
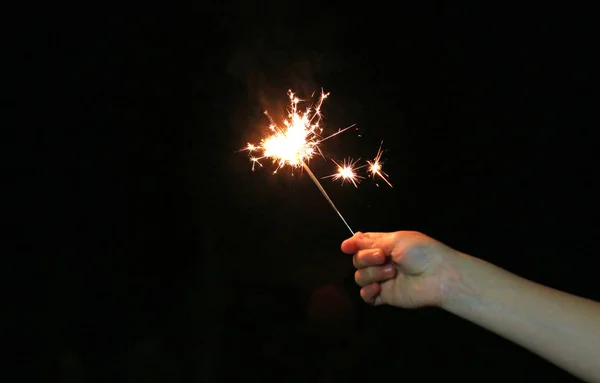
[355,232,365,239]
[383,264,394,273]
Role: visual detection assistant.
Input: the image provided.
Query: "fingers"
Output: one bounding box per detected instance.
[341,232,362,254]
[354,264,397,287]
[343,231,434,271]
[352,249,386,268]
[341,232,393,255]
[360,283,382,305]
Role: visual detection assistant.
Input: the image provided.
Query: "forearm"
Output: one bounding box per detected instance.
[443,253,600,382]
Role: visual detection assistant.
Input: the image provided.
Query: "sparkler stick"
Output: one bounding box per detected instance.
[302,161,355,235]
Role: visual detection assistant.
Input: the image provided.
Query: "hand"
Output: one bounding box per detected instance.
[341,231,464,308]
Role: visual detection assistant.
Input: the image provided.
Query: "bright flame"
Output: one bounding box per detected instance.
[242,89,354,173]
[323,158,365,188]
[367,142,393,187]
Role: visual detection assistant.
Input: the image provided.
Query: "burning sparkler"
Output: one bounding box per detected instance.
[240,89,394,234]
[241,89,355,234]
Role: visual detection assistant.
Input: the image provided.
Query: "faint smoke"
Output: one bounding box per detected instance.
[224,17,341,149]
[226,28,329,114]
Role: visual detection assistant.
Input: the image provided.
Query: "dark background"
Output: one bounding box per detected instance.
[9,2,598,382]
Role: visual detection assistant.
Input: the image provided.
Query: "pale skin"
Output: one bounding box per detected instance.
[342,231,600,383]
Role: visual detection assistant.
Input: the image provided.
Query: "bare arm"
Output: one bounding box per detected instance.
[444,253,600,382]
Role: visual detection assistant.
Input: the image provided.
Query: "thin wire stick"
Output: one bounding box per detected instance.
[302,162,355,235]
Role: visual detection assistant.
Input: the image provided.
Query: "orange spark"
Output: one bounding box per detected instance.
[367,142,393,187]
[322,158,365,188]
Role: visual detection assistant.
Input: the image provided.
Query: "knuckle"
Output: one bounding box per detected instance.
[359,235,376,248]
[354,251,368,268]
[390,231,403,242]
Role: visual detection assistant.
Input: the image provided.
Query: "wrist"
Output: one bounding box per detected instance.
[439,251,484,314]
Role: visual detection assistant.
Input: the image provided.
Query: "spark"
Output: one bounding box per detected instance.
[322,158,365,188]
[367,142,393,188]
[242,89,354,173]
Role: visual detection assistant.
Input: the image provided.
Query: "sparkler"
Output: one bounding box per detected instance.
[241,89,356,234]
[241,89,393,235]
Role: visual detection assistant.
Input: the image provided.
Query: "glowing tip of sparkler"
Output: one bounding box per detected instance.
[243,89,393,190]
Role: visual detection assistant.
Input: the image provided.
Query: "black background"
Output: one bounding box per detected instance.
[8,2,599,382]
